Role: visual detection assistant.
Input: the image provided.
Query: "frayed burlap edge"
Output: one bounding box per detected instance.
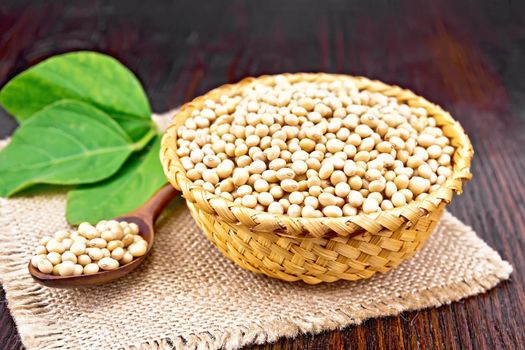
[0,194,512,350]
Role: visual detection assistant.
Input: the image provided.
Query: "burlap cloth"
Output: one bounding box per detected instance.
[0,112,513,350]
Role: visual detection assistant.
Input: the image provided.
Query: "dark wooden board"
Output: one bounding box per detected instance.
[1,1,524,349]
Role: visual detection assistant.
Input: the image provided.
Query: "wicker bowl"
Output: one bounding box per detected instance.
[160,73,473,284]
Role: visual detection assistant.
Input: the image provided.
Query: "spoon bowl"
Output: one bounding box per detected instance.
[28,185,177,288]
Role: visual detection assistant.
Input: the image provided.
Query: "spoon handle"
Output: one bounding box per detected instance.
[130,184,178,223]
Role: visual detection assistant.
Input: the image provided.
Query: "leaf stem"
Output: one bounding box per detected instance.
[131,125,157,151]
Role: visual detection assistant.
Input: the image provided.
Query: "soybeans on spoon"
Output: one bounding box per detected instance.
[28,184,178,288]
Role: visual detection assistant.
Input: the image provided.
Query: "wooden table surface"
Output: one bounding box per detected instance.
[1,1,524,349]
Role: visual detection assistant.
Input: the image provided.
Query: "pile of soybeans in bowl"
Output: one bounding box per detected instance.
[174,76,455,219]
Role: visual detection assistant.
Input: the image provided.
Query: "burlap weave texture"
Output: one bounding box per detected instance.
[0,192,512,350]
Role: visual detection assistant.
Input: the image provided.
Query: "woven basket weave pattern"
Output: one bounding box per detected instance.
[161,73,473,284]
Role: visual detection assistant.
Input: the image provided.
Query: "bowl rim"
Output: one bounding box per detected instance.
[160,73,473,238]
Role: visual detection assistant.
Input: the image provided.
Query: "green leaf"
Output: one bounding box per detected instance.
[66,136,167,224]
[0,51,153,141]
[0,100,136,197]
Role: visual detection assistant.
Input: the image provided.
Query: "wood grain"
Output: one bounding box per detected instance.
[1,0,524,349]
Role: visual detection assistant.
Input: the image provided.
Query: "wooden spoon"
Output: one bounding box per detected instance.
[28,184,178,288]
